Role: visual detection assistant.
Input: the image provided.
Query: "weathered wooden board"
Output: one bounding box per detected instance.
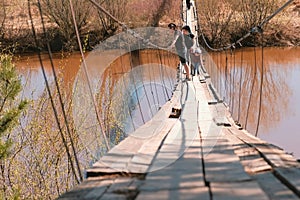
[59,1,300,199]
[275,167,300,197]
[136,187,210,200]
[253,172,300,200]
[211,181,269,200]
[203,138,252,183]
[228,127,300,168]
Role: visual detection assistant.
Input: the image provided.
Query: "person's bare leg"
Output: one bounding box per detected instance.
[183,63,190,79]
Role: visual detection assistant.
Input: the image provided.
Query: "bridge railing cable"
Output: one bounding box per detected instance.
[88,0,164,50]
[195,0,293,136]
[69,0,110,151]
[28,0,82,183]
[197,0,294,52]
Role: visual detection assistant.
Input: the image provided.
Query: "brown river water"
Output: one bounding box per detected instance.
[14,47,300,159]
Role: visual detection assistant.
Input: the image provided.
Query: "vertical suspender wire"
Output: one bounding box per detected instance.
[224,50,229,104]
[229,48,234,113]
[228,50,233,113]
[137,43,154,118]
[27,0,80,184]
[231,49,236,116]
[237,48,244,122]
[220,52,224,98]
[255,33,264,137]
[185,0,188,25]
[162,50,175,94]
[127,42,146,125]
[152,52,162,108]
[155,49,168,102]
[165,50,176,91]
[216,52,221,98]
[245,47,258,129]
[69,0,110,150]
[36,0,83,182]
[118,35,136,131]
[181,0,184,23]
[157,49,171,101]
[180,0,185,109]
[146,50,159,111]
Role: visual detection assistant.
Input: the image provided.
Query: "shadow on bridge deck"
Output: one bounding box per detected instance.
[58,0,300,199]
[58,72,300,200]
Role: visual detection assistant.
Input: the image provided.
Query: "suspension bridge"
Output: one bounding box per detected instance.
[57,0,300,199]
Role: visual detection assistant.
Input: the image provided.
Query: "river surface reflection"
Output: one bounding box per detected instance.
[209,47,300,158]
[15,47,300,158]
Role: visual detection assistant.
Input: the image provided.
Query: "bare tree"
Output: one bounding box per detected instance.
[40,0,91,49]
[239,0,279,30]
[0,0,6,39]
[95,0,128,36]
[198,0,235,47]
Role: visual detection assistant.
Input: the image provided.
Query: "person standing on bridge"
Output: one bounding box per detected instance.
[182,25,195,64]
[190,46,203,76]
[168,23,191,81]
[186,0,191,10]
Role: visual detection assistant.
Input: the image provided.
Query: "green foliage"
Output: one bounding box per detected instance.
[0,54,28,160]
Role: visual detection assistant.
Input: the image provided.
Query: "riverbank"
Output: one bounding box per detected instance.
[0,0,181,53]
[196,0,300,48]
[0,0,299,53]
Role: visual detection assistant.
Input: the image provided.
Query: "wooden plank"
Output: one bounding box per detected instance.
[225,127,300,198]
[147,119,198,172]
[146,82,203,178]
[253,172,300,200]
[203,136,252,182]
[127,119,177,173]
[87,82,186,175]
[213,116,231,127]
[211,103,231,127]
[224,129,272,174]
[211,181,269,200]
[228,127,300,168]
[228,126,268,144]
[233,145,272,174]
[139,127,206,192]
[88,119,178,174]
[274,168,300,197]
[58,178,114,199]
[136,187,210,200]
[170,83,183,110]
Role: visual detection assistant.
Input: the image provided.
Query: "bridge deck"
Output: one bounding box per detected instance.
[58,1,300,199]
[59,73,300,200]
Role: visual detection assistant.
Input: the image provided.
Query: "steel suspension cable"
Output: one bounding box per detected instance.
[36,0,83,182]
[150,51,162,109]
[228,51,233,112]
[231,49,236,116]
[145,50,159,111]
[136,42,154,118]
[69,0,110,150]
[118,35,136,131]
[157,49,170,101]
[255,33,265,137]
[197,0,294,52]
[88,0,161,50]
[161,50,175,94]
[237,49,244,122]
[27,0,80,184]
[245,47,258,129]
[224,50,229,102]
[217,52,221,95]
[127,44,146,125]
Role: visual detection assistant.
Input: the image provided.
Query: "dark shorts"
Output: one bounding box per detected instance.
[176,49,187,64]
